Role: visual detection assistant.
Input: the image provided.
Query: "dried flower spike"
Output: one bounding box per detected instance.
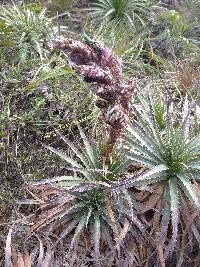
[54,34,135,160]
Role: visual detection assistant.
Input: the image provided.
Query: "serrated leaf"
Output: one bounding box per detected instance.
[128,152,159,167]
[114,165,168,189]
[126,138,161,164]
[45,145,81,169]
[127,124,163,160]
[58,202,87,220]
[166,178,179,256]
[135,164,168,183]
[78,126,100,169]
[177,172,200,210]
[50,176,83,189]
[93,211,101,259]
[69,214,87,252]
[38,202,86,230]
[172,126,187,158]
[118,190,143,231]
[44,145,92,180]
[101,222,114,251]
[58,132,92,169]
[186,135,200,153]
[32,176,83,187]
[135,176,167,189]
[53,218,79,248]
[185,158,200,170]
[86,207,93,228]
[185,170,200,180]
[142,94,164,148]
[109,156,131,177]
[160,187,170,242]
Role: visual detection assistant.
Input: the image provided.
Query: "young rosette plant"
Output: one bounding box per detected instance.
[119,94,200,257]
[27,127,143,262]
[86,0,157,28]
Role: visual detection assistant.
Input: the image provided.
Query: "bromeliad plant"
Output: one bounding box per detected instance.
[119,94,200,257]
[27,127,143,261]
[86,0,158,28]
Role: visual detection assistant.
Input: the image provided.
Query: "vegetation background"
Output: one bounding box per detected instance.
[1,0,200,266]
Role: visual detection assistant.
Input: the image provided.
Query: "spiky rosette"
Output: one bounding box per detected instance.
[115,94,200,259]
[21,128,143,262]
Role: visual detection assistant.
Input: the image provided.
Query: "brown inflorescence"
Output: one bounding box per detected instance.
[54,35,135,160]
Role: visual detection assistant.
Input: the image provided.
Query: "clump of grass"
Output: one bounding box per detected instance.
[0,1,53,63]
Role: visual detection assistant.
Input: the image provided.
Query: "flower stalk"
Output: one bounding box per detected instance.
[54,34,135,161]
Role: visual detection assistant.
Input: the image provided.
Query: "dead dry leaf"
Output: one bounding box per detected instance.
[5,228,13,267]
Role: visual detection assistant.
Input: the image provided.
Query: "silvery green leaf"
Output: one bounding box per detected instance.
[58,132,92,168]
[93,211,101,259]
[160,187,170,241]
[185,161,200,171]
[44,145,92,180]
[177,172,200,210]
[186,135,200,153]
[69,213,88,252]
[115,165,168,189]
[127,124,163,160]
[78,125,100,169]
[135,176,168,189]
[165,178,179,257]
[53,218,79,248]
[126,139,162,164]
[135,164,168,183]
[44,144,81,169]
[128,152,158,167]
